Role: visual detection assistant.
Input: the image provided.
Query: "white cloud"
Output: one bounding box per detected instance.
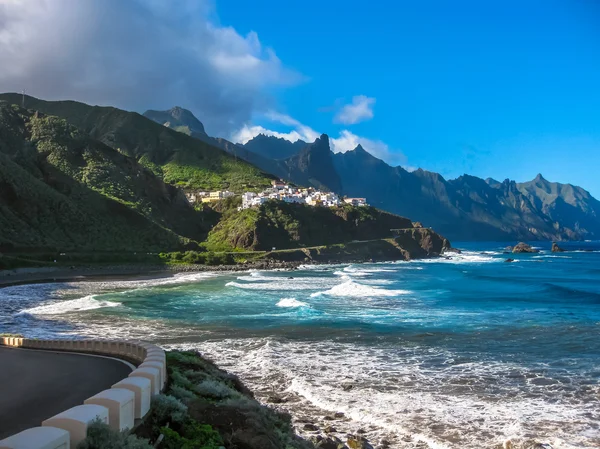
[0,0,301,136]
[232,124,316,145]
[232,113,408,167]
[334,95,376,125]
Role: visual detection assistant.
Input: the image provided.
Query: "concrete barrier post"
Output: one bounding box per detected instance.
[146,349,166,360]
[0,426,70,449]
[139,361,165,389]
[42,404,109,448]
[144,356,167,383]
[129,367,161,396]
[84,389,135,432]
[112,377,151,419]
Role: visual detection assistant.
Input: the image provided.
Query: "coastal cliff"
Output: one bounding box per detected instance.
[267,229,450,263]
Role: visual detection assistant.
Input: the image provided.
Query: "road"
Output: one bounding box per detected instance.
[0,346,132,439]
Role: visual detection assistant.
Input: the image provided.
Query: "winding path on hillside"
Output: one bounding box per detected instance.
[0,346,132,439]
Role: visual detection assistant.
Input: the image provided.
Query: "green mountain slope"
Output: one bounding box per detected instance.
[0,94,275,192]
[0,102,214,251]
[205,201,414,251]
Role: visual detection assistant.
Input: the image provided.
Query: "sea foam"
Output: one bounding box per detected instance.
[18,295,122,315]
[276,298,309,308]
[311,279,411,298]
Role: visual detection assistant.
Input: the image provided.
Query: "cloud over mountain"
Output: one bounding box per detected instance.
[0,0,300,136]
[334,95,376,125]
[232,111,407,166]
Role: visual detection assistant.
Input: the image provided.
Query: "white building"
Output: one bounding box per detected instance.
[239,186,365,210]
[343,197,368,207]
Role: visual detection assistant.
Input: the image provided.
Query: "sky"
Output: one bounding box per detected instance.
[0,0,599,196]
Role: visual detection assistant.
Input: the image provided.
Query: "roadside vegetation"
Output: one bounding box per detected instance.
[127,351,313,449]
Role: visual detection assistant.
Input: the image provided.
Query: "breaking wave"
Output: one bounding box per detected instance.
[276,298,309,308]
[311,279,411,298]
[18,295,122,315]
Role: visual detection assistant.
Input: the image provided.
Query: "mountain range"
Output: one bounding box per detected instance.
[143,105,600,242]
[1,93,598,244]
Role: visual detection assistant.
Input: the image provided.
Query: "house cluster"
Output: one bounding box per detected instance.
[185,180,368,210]
[186,190,235,204]
[240,180,367,210]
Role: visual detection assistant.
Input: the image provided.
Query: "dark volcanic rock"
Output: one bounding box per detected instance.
[512,242,539,253]
[313,435,348,449]
[552,242,565,252]
[443,247,462,254]
[347,435,374,449]
[267,394,287,404]
[504,258,515,263]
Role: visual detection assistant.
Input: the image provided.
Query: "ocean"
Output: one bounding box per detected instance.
[1,242,599,448]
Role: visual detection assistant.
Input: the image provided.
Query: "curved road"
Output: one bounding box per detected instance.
[0,347,132,439]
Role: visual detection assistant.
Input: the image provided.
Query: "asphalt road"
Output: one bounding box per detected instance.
[0,346,132,439]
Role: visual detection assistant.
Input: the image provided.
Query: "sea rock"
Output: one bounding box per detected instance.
[312,435,347,449]
[334,412,346,419]
[347,435,374,449]
[443,247,462,254]
[303,423,320,432]
[524,443,553,449]
[551,242,565,252]
[504,258,514,263]
[512,242,539,253]
[266,394,287,404]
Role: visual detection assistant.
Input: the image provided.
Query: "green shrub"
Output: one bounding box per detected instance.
[77,419,152,449]
[170,384,197,402]
[195,379,238,400]
[160,422,223,449]
[171,252,185,261]
[150,394,188,426]
[205,252,234,265]
[170,368,194,389]
[182,251,206,264]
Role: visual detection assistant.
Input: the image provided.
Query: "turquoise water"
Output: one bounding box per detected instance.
[1,242,599,448]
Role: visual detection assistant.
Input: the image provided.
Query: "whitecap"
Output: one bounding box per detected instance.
[18,295,122,315]
[310,280,411,298]
[226,277,336,291]
[276,298,309,308]
[413,251,500,264]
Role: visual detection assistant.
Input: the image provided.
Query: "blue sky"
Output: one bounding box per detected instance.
[0,0,598,196]
[220,0,600,195]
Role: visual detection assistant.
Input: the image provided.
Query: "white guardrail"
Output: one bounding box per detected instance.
[0,337,167,449]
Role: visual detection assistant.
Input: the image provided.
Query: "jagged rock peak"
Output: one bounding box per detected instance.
[317,133,329,144]
[144,106,207,135]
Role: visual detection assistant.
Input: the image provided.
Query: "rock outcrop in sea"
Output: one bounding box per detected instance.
[511,242,539,253]
[552,242,565,252]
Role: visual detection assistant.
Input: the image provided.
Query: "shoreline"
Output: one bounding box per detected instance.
[0,260,303,289]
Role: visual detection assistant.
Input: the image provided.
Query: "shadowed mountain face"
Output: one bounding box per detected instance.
[243,134,307,160]
[0,101,216,251]
[0,93,275,192]
[7,95,598,242]
[143,106,208,139]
